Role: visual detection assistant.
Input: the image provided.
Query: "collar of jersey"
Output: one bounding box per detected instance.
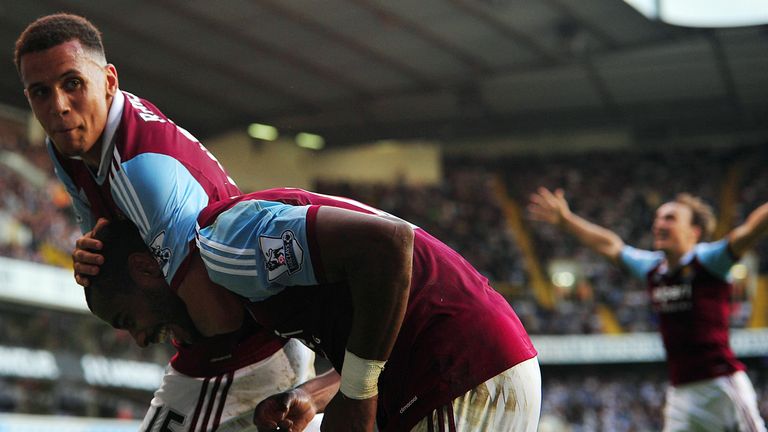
[659,248,696,275]
[92,89,125,184]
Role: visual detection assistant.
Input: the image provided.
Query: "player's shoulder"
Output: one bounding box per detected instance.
[691,239,734,276]
[118,92,172,144]
[622,245,664,263]
[121,91,169,125]
[116,91,202,160]
[691,239,732,262]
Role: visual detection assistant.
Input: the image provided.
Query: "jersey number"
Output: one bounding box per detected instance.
[160,409,186,432]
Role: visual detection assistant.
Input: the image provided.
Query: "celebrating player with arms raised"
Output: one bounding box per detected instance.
[529,187,768,432]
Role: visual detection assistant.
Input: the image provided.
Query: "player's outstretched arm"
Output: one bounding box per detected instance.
[253,370,340,432]
[728,201,768,258]
[72,217,110,287]
[528,187,625,263]
[313,206,414,432]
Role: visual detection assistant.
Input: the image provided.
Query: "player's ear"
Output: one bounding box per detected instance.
[691,225,702,242]
[104,64,118,97]
[127,252,163,283]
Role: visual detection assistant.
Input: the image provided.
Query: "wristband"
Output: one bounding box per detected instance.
[339,349,386,400]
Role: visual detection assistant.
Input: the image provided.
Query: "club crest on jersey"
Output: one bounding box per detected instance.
[259,230,303,281]
[149,231,171,275]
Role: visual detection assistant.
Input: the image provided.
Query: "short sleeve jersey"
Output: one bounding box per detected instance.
[620,240,745,385]
[195,188,538,431]
[48,91,284,376]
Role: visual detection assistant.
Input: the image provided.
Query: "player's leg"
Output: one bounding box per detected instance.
[140,340,317,432]
[217,339,316,431]
[282,338,317,384]
[663,381,731,432]
[410,356,542,432]
[139,364,231,432]
[662,374,763,432]
[723,371,767,432]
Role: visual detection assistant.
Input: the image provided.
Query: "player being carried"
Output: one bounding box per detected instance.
[86,187,542,432]
[529,187,768,432]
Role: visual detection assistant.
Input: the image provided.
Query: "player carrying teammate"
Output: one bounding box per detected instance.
[15,14,316,431]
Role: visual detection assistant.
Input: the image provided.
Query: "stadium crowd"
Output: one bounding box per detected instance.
[0,129,81,264]
[316,169,527,287]
[1,126,767,426]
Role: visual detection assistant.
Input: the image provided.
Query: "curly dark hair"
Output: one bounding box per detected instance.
[14,13,106,73]
[83,219,148,311]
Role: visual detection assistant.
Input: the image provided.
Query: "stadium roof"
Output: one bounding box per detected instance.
[0,0,766,148]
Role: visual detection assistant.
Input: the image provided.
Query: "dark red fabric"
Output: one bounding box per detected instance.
[200,188,537,431]
[646,258,745,385]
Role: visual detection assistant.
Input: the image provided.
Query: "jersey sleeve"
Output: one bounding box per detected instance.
[113,153,208,283]
[196,200,318,301]
[695,239,735,279]
[46,142,95,233]
[619,245,664,280]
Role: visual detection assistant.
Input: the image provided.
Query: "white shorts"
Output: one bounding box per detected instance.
[139,339,320,432]
[663,370,767,432]
[409,356,542,432]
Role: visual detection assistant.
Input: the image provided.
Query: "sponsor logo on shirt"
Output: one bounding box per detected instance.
[400,396,418,414]
[259,230,303,281]
[651,283,692,312]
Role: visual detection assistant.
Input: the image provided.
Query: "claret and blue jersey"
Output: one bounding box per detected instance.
[621,239,735,282]
[195,199,319,302]
[46,89,281,377]
[620,239,745,385]
[193,188,538,431]
[48,90,239,288]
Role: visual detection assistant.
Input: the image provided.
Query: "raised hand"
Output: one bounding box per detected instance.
[72,217,110,287]
[528,187,571,227]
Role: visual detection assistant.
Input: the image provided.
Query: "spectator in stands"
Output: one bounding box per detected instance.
[529,187,768,431]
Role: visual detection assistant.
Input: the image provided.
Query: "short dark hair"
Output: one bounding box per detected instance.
[84,219,148,311]
[674,193,716,241]
[14,13,106,73]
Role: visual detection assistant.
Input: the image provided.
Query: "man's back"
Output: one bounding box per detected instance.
[196,187,538,430]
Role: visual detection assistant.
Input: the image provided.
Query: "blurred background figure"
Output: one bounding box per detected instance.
[528,187,768,431]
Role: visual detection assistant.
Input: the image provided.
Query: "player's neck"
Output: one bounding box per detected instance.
[664,246,693,269]
[82,142,103,169]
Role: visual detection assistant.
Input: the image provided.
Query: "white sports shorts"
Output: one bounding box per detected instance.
[409,356,541,432]
[663,370,766,432]
[139,339,319,432]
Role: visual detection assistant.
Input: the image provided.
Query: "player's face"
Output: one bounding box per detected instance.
[20,39,118,164]
[91,285,200,348]
[652,203,699,256]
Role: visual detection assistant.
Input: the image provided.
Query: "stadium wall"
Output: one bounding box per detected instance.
[206,131,441,191]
